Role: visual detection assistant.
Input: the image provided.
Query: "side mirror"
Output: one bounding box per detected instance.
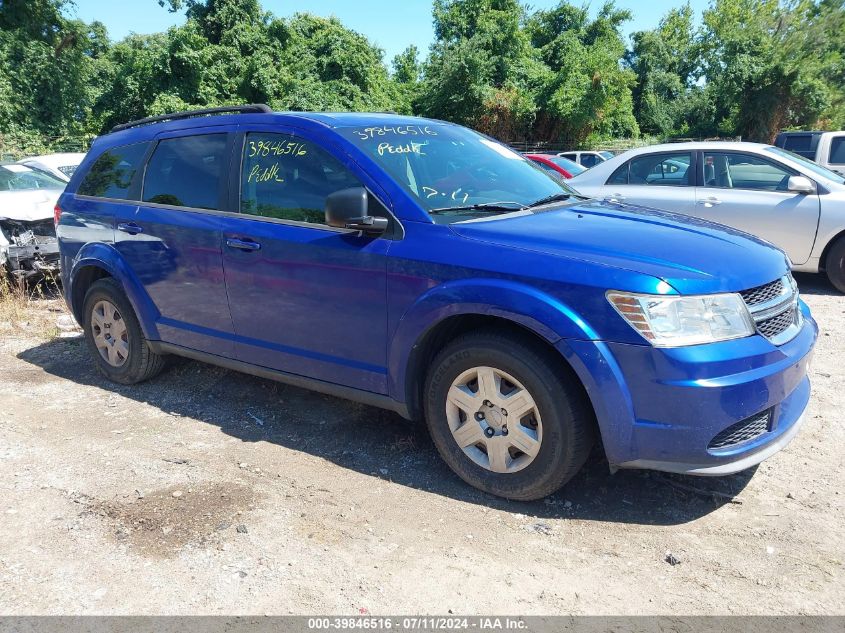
[787,175,815,194]
[325,187,388,235]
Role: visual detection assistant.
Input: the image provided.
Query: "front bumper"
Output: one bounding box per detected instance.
[4,241,60,278]
[561,301,817,476]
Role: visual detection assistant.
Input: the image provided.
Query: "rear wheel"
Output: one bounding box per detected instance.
[83,278,166,384]
[424,329,595,501]
[825,235,845,293]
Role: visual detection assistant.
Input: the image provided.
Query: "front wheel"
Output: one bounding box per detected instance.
[825,235,845,293]
[424,329,595,501]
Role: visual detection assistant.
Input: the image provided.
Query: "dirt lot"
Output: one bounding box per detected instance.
[0,274,842,615]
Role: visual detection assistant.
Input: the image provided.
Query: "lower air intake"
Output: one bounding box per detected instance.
[708,410,772,450]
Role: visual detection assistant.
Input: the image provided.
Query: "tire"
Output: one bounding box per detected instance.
[825,235,845,293]
[424,328,595,501]
[82,277,166,384]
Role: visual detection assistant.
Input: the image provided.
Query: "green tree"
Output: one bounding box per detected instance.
[627,4,698,136]
[527,2,639,144]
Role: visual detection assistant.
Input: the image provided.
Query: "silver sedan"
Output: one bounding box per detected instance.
[568,141,845,292]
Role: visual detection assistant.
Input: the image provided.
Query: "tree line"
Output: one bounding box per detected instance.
[1,0,843,156]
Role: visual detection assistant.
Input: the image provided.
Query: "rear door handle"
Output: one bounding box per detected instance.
[117,222,143,235]
[698,197,722,207]
[225,237,262,252]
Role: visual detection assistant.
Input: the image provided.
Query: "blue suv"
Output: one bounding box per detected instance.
[57,105,817,500]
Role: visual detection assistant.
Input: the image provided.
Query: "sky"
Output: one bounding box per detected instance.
[67,0,711,63]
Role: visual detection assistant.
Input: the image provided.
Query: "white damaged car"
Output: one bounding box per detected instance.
[0,163,65,279]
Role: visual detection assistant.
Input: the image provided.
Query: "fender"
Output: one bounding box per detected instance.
[69,242,161,340]
[388,278,600,403]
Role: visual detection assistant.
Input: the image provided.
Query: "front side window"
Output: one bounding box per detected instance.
[612,152,692,187]
[829,137,845,165]
[0,164,66,192]
[78,142,149,199]
[580,154,600,168]
[704,152,793,191]
[142,134,228,210]
[240,132,362,224]
[338,124,576,223]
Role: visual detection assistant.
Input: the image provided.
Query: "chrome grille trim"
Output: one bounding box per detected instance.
[742,274,801,346]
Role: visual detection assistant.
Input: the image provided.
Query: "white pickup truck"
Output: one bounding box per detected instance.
[775,131,845,176]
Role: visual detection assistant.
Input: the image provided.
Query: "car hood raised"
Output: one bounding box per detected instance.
[449,200,789,295]
[0,189,61,222]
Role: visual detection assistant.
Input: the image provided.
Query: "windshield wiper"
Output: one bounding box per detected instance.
[525,192,574,208]
[429,201,526,215]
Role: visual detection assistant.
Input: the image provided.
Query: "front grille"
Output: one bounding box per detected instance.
[740,279,785,307]
[708,410,772,450]
[739,274,800,345]
[757,307,798,339]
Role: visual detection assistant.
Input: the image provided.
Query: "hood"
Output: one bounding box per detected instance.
[0,189,61,222]
[449,200,789,295]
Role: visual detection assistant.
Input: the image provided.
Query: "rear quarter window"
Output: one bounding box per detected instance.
[77,142,150,199]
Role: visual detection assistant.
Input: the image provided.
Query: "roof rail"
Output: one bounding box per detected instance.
[110,104,272,133]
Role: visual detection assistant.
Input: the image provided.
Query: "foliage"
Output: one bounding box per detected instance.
[1,0,844,150]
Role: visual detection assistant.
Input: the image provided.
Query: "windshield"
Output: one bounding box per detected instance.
[339,123,577,222]
[549,156,586,175]
[0,164,66,191]
[765,146,845,185]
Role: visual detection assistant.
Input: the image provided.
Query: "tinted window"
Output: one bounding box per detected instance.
[704,152,793,191]
[143,135,228,209]
[240,132,361,224]
[0,164,66,191]
[829,137,845,165]
[580,154,600,168]
[782,135,812,153]
[78,142,149,199]
[607,163,628,185]
[624,152,692,186]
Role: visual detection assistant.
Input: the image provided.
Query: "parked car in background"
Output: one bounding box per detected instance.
[774,131,845,177]
[18,152,86,182]
[58,107,816,501]
[0,163,64,279]
[557,150,614,168]
[569,141,845,292]
[524,153,586,179]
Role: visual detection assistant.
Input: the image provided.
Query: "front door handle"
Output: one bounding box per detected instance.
[225,237,261,252]
[117,222,143,235]
[698,197,722,207]
[605,193,626,203]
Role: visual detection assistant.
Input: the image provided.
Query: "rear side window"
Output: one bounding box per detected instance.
[240,132,361,224]
[580,154,600,168]
[829,137,845,165]
[142,134,228,210]
[612,152,692,186]
[78,142,149,199]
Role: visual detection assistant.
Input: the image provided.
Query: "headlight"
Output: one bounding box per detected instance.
[607,291,755,347]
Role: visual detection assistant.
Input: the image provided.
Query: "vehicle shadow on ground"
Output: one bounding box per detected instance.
[19,337,756,526]
[794,272,839,296]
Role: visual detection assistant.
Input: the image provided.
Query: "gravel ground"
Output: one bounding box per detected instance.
[0,273,842,615]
